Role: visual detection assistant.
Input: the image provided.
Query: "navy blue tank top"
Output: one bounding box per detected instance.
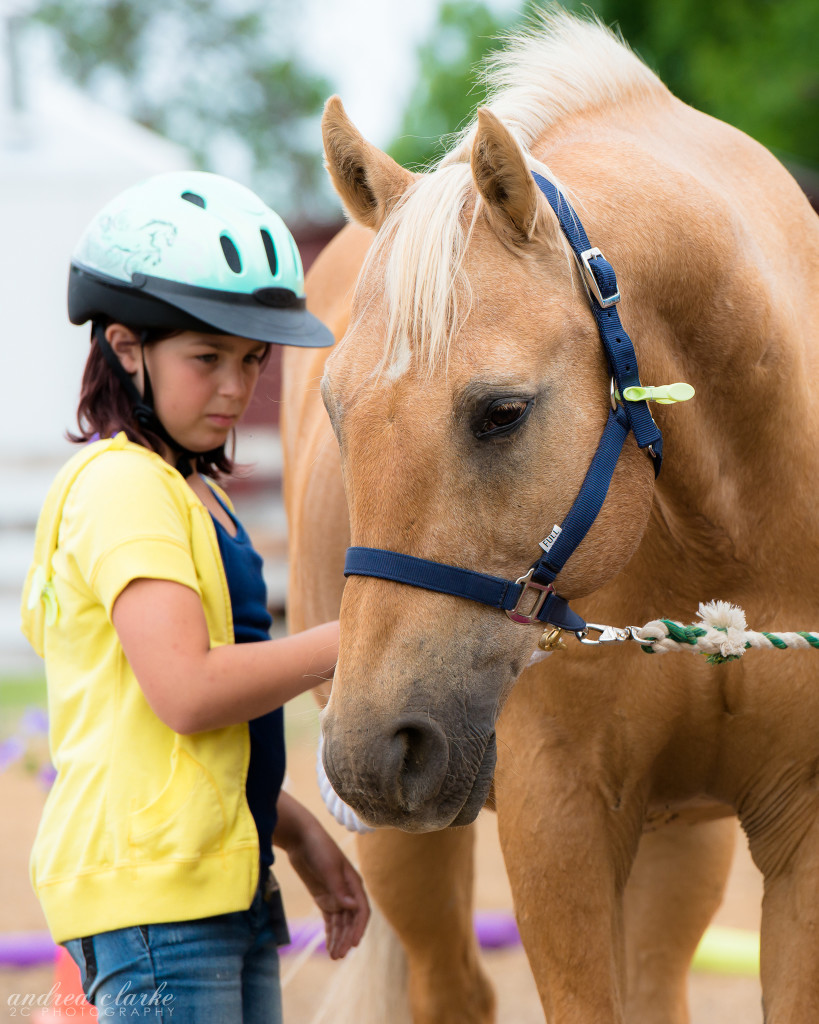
[209,490,285,868]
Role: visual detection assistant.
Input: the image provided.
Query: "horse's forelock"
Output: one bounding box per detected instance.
[352,11,662,379]
[377,164,477,377]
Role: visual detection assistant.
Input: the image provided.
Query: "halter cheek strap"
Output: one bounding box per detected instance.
[343,175,663,631]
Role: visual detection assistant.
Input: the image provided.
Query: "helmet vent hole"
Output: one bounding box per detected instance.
[220,235,242,274]
[181,191,206,208]
[260,229,278,276]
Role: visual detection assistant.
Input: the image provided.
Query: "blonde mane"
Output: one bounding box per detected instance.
[360,9,665,376]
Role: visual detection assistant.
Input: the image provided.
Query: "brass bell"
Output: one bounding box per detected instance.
[538,627,566,652]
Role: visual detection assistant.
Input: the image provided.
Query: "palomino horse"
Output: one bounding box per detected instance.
[282,12,819,1023]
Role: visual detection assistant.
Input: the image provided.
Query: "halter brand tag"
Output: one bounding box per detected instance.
[539,524,562,554]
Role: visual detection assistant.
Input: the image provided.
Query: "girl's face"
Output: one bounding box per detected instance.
[147,332,267,453]
[113,328,267,455]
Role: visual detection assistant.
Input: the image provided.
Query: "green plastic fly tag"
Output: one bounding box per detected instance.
[621,382,695,405]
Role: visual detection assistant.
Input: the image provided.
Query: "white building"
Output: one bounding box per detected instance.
[0,39,190,667]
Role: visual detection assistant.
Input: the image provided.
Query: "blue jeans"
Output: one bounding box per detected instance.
[64,873,288,1023]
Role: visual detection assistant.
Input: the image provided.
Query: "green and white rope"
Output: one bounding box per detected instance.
[635,601,819,664]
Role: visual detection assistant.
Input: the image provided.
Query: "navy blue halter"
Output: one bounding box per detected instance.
[343,173,663,631]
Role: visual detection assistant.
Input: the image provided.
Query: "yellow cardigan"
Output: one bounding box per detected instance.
[21,434,259,943]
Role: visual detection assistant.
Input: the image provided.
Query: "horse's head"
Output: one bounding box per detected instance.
[319,98,655,831]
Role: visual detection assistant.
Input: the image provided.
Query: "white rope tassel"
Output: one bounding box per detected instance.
[697,600,749,657]
[316,733,374,834]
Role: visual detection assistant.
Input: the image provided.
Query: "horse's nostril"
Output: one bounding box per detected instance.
[387,714,449,810]
[395,725,434,777]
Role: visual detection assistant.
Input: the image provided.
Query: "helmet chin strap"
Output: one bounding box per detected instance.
[93,323,224,478]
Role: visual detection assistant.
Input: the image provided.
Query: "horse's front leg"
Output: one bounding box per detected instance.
[357,825,496,1024]
[495,681,643,1023]
[745,784,819,1021]
[623,816,736,1024]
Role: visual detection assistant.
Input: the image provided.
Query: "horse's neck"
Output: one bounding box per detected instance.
[563,99,819,597]
[638,306,819,602]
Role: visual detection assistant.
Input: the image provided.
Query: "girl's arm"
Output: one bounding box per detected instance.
[274,791,370,960]
[112,578,337,733]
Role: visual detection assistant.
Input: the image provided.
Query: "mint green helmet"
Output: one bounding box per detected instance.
[68,171,333,347]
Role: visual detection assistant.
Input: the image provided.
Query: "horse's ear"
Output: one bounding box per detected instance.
[471,108,542,244]
[322,96,415,231]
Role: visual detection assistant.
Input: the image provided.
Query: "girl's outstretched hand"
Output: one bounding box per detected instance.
[274,791,370,959]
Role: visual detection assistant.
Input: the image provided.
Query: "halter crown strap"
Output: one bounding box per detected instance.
[343,178,663,630]
[531,172,662,470]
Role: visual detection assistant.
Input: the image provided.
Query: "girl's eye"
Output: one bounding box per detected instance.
[196,353,218,364]
[475,398,533,439]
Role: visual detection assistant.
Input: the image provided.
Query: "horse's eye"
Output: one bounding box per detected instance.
[475,398,533,439]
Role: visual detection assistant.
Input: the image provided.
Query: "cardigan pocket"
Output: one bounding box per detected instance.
[128,747,226,860]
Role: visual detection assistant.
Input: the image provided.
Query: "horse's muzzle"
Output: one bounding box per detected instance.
[321,709,497,832]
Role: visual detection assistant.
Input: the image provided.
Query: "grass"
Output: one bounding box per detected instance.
[0,671,50,785]
[284,691,322,750]
[0,672,47,739]
[0,672,47,707]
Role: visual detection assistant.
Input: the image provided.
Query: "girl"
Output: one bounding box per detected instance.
[21,172,369,1023]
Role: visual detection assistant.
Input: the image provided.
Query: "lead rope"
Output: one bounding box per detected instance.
[534,599,819,665]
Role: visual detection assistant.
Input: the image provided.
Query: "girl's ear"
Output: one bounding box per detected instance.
[105,324,142,375]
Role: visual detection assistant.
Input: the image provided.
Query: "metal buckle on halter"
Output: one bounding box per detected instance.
[506,568,554,625]
[609,377,620,411]
[580,248,620,308]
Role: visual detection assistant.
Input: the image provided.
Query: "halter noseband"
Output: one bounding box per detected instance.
[343,173,663,632]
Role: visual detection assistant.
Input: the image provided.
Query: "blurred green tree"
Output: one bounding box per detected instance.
[32,0,334,218]
[388,1,510,170]
[593,0,819,169]
[388,0,819,172]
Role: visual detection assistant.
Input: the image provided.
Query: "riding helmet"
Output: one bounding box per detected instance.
[68,171,334,347]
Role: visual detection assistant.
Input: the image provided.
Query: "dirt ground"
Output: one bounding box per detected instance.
[0,694,763,1023]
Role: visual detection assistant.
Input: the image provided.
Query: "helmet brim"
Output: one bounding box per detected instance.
[158,282,335,348]
[69,263,335,348]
